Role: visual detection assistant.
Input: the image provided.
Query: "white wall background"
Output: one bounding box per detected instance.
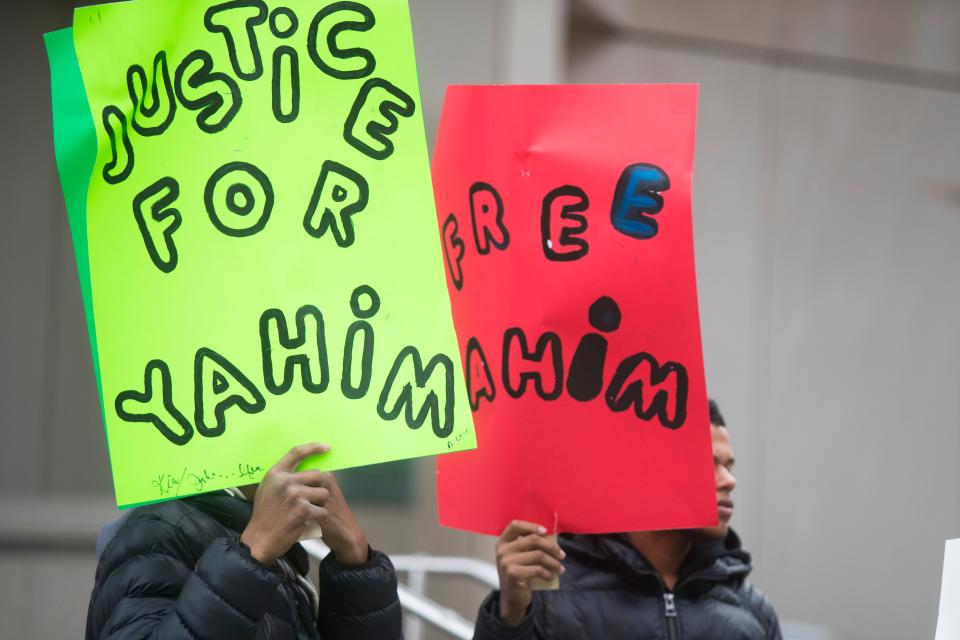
[2,1,959,639]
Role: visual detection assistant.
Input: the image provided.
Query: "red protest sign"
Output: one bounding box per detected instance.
[433,85,716,535]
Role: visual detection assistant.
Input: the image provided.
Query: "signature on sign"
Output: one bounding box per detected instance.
[446,429,471,450]
[151,462,264,497]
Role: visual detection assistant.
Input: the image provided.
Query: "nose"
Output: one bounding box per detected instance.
[717,465,736,493]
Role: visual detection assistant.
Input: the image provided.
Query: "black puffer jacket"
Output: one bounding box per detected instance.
[85,492,401,640]
[474,530,781,640]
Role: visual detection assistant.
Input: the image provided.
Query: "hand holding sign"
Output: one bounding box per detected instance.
[242,443,368,566]
[495,521,565,625]
[307,463,370,566]
[242,443,331,564]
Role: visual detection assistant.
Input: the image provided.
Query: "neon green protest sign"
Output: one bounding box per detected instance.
[51,0,474,508]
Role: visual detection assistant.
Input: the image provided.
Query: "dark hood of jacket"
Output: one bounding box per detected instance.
[560,529,753,594]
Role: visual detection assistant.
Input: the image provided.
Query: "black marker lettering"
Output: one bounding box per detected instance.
[303,160,368,247]
[502,328,563,400]
[175,50,242,134]
[542,185,589,261]
[132,177,181,274]
[259,305,329,395]
[342,285,379,399]
[269,7,300,124]
[102,105,134,185]
[271,46,299,123]
[204,0,268,81]
[567,296,620,401]
[307,1,376,80]
[441,213,465,290]
[127,51,176,137]
[116,360,193,446]
[204,161,273,237]
[606,352,688,429]
[378,347,455,438]
[269,6,299,38]
[194,347,266,438]
[469,182,509,255]
[466,337,495,411]
[343,78,415,160]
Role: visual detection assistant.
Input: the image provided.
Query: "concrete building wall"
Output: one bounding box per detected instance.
[570,2,960,638]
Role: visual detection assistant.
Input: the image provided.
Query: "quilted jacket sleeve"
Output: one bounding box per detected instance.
[315,547,402,639]
[87,515,280,640]
[740,580,783,640]
[473,590,545,640]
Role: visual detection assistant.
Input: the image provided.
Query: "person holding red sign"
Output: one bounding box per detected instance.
[472,401,783,640]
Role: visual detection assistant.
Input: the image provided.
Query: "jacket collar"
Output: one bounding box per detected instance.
[560,529,753,590]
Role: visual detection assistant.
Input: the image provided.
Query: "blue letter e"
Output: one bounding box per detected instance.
[611,163,670,240]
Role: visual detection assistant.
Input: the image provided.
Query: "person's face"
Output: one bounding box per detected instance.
[696,424,737,539]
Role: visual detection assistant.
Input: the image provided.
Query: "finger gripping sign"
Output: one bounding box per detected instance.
[46,0,475,509]
[433,85,716,535]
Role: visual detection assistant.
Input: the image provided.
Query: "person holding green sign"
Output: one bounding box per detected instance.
[86,443,401,640]
[43,0,462,636]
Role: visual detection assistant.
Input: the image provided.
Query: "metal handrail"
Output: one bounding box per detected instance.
[300,539,490,640]
[300,540,832,640]
[390,553,500,588]
[396,585,475,640]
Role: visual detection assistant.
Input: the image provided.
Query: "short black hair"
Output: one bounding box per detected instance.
[708,398,726,427]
